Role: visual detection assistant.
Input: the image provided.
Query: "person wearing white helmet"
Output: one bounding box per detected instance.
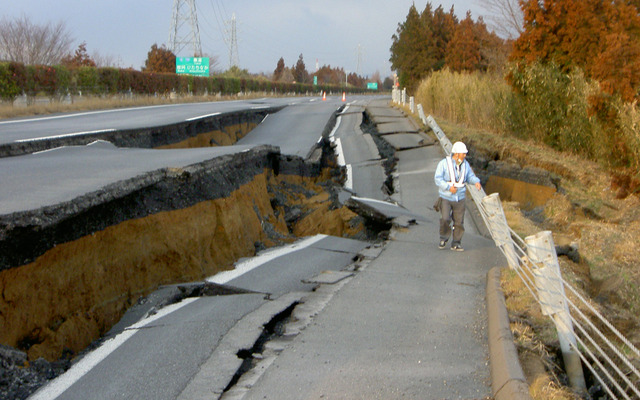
[434,141,482,251]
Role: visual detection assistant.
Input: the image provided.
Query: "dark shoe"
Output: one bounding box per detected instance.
[438,240,446,249]
[451,244,464,252]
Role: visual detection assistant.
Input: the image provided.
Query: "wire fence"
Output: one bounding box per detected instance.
[396,91,640,399]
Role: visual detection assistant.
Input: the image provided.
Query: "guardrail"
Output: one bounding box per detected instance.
[394,90,640,399]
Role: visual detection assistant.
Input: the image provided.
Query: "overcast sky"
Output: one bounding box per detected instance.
[4,0,487,77]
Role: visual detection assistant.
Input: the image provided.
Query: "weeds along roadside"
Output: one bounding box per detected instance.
[409,69,640,398]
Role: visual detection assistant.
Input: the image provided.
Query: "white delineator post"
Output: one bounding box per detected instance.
[482,193,519,270]
[525,231,586,393]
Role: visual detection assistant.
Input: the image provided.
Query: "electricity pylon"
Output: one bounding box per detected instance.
[168,0,203,56]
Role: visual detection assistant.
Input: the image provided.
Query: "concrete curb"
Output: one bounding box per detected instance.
[486,266,533,400]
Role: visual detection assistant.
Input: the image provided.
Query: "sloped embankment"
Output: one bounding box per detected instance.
[0,144,365,363]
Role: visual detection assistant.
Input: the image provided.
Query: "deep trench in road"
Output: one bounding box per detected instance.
[0,109,395,400]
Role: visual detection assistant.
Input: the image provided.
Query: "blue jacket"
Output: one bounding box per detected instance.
[434,157,480,202]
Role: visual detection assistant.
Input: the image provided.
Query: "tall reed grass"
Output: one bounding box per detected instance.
[415,66,640,175]
[415,68,511,134]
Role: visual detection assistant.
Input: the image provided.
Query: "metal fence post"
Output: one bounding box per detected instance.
[410,96,415,114]
[482,193,519,269]
[525,231,586,394]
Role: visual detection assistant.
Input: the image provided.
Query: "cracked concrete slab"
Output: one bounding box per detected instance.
[382,133,433,150]
[376,119,420,134]
[345,195,431,224]
[302,270,354,284]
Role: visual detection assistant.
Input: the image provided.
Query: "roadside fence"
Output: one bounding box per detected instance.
[394,89,640,399]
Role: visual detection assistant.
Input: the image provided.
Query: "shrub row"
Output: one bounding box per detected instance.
[415,65,640,172]
[0,62,365,102]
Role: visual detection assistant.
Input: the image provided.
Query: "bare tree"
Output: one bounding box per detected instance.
[476,0,524,39]
[0,15,74,65]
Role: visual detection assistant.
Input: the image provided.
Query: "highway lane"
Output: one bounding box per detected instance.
[0,140,258,215]
[29,235,370,400]
[0,96,348,216]
[0,97,307,144]
[18,95,389,400]
[237,98,342,158]
[330,103,387,200]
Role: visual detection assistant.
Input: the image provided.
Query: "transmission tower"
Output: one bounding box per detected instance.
[226,13,240,68]
[168,0,203,56]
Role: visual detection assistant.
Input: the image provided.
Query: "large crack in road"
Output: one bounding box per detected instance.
[0,107,396,400]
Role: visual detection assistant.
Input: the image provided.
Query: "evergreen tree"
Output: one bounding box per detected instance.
[293,54,308,83]
[273,57,285,81]
[390,4,431,91]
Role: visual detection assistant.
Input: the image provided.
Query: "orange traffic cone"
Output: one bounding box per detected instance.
[322,91,326,101]
[342,92,346,102]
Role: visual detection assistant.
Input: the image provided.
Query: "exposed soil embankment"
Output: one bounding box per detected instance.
[0,144,367,367]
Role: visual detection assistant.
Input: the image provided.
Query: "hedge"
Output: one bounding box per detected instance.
[0,62,367,102]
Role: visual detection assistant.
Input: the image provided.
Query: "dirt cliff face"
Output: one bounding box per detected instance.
[0,166,364,362]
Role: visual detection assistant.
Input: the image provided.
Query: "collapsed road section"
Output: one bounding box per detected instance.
[0,137,371,368]
[0,106,285,158]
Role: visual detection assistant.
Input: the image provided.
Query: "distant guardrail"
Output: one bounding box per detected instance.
[393,89,640,399]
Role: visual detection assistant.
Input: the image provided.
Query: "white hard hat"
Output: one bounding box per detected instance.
[451,141,468,154]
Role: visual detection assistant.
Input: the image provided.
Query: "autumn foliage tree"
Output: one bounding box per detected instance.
[446,12,482,72]
[143,44,176,74]
[511,0,640,102]
[61,42,96,68]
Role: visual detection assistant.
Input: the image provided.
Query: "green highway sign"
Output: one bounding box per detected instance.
[176,57,210,76]
[367,82,378,90]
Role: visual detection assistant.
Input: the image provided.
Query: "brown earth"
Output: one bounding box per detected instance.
[156,122,258,149]
[0,170,364,362]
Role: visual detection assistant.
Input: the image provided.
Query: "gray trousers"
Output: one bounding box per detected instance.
[439,198,466,245]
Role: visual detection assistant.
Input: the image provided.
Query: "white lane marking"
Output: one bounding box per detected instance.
[29,235,330,399]
[0,104,181,125]
[207,234,328,284]
[14,129,116,143]
[345,164,353,190]
[351,195,398,206]
[328,115,342,140]
[29,297,199,400]
[186,112,221,121]
[334,138,346,167]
